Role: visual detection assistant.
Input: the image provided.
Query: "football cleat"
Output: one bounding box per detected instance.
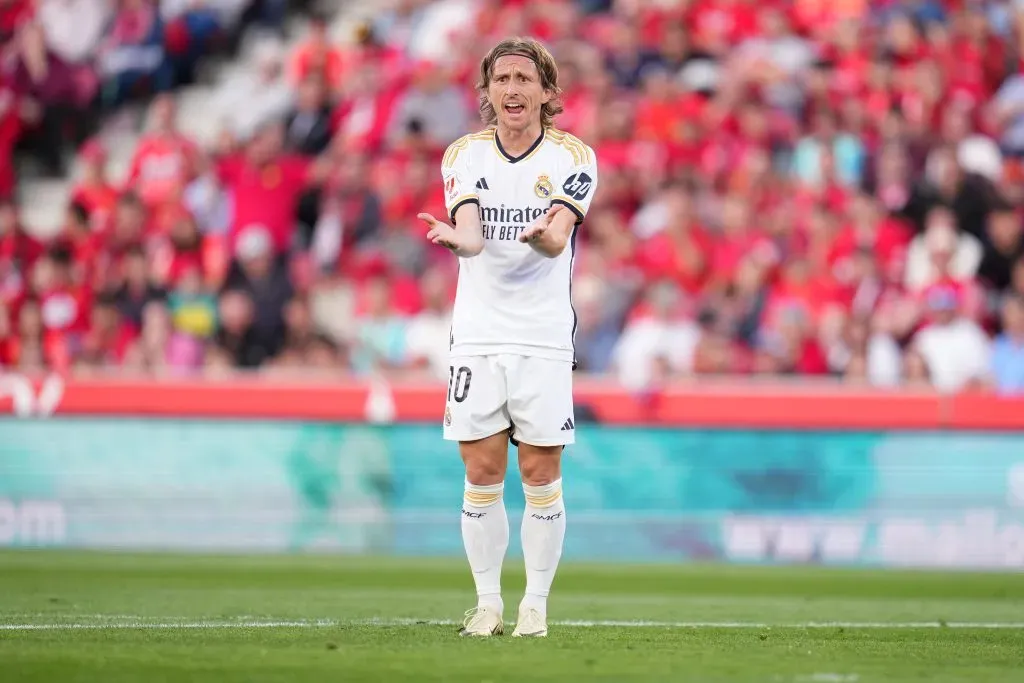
[511,607,547,638]
[459,606,504,637]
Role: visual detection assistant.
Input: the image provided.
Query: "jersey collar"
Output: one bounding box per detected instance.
[494,128,546,164]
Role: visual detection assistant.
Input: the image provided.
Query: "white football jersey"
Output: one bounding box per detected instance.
[441,127,598,365]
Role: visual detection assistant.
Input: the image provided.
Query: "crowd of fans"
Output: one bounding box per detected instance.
[2,0,1024,395]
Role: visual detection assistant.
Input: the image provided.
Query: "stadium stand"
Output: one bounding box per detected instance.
[1,0,1024,396]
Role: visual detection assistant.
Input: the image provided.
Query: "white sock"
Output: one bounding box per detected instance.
[462,480,508,612]
[520,478,566,617]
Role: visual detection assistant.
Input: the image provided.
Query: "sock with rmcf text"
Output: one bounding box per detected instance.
[520,478,566,618]
[461,480,509,614]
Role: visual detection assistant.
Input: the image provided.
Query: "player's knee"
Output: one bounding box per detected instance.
[459,432,509,485]
[461,445,506,486]
[518,446,562,486]
[464,459,505,486]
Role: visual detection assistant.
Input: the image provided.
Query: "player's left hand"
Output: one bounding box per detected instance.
[519,204,565,244]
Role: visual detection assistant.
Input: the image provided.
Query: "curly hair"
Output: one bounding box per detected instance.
[476,37,563,128]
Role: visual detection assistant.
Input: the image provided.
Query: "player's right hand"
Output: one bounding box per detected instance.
[418,213,483,257]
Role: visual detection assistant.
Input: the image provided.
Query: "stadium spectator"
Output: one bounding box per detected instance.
[214,37,293,142]
[404,266,452,381]
[911,283,991,392]
[992,58,1024,156]
[0,199,44,305]
[76,291,134,371]
[992,293,1024,394]
[331,60,403,155]
[58,200,104,290]
[830,313,902,387]
[71,140,119,233]
[387,60,469,150]
[125,95,198,209]
[350,269,408,375]
[96,0,174,108]
[218,122,319,255]
[167,262,216,340]
[8,296,66,372]
[904,206,982,294]
[9,20,97,174]
[287,11,345,91]
[611,281,700,390]
[303,150,382,263]
[221,223,292,358]
[284,76,334,156]
[114,244,165,330]
[275,294,314,356]
[978,201,1024,293]
[212,287,265,368]
[37,0,111,66]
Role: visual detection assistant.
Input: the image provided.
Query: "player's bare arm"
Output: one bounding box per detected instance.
[418,204,484,258]
[518,204,573,257]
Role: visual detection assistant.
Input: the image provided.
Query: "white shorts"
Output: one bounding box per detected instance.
[442,354,575,446]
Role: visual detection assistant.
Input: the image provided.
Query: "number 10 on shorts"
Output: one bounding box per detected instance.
[448,365,473,403]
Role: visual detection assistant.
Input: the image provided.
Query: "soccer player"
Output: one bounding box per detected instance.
[417,37,598,638]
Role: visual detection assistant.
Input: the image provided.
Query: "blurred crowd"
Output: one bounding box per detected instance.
[2,0,1024,396]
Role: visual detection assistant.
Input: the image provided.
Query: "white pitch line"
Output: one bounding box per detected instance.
[0,620,337,631]
[3,619,1024,631]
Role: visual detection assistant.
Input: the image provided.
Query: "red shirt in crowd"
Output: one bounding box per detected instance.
[2,332,71,371]
[218,154,312,254]
[0,229,44,304]
[126,133,198,209]
[637,227,713,294]
[38,284,92,338]
[830,216,911,276]
[71,181,118,233]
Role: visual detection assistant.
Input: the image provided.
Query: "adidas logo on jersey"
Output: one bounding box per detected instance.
[475,177,489,190]
[560,418,575,431]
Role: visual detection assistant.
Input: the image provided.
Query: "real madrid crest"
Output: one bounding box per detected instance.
[444,405,452,426]
[534,174,553,199]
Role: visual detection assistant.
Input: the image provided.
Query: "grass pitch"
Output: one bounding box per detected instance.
[1,551,1022,682]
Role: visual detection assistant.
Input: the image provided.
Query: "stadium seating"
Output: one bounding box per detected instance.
[1,0,1024,395]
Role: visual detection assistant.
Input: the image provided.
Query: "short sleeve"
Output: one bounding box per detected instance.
[551,141,598,224]
[441,136,479,223]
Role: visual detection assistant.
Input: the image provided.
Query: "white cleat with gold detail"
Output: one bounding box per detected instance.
[511,607,548,637]
[459,606,504,637]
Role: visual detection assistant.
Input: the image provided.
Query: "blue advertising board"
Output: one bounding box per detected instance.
[1,418,1023,568]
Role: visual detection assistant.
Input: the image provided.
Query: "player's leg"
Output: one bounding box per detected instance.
[505,355,574,637]
[458,432,510,635]
[443,356,512,636]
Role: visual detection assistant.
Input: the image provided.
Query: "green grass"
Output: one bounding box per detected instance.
[1,551,1023,682]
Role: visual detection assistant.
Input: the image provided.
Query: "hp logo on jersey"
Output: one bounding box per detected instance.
[562,172,593,201]
[534,174,553,199]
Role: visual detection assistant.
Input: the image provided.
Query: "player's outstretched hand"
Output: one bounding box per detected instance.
[418,213,483,257]
[519,204,565,244]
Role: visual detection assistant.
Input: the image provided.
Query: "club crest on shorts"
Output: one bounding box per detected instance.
[444,405,452,426]
[534,174,553,199]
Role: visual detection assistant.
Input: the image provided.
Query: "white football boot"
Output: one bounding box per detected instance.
[459,606,504,637]
[511,607,548,638]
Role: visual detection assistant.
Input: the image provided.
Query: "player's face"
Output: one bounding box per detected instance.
[488,55,551,132]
